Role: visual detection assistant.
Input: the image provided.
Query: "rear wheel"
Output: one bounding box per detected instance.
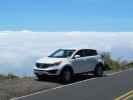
[60,67,73,83]
[94,65,103,77]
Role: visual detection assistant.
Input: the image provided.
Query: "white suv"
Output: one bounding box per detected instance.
[33,48,104,82]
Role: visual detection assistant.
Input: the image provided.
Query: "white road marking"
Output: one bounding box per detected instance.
[11,68,133,100]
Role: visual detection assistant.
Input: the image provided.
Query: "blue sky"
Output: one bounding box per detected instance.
[0,0,132,31]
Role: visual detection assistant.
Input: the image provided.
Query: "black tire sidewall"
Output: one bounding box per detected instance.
[94,65,103,77]
[60,67,73,83]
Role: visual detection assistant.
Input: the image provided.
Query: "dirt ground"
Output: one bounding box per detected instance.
[0,78,60,100]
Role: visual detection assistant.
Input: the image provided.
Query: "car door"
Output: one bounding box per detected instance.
[71,50,87,73]
[84,49,98,71]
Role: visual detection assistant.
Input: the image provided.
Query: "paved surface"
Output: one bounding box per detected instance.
[14,69,133,100]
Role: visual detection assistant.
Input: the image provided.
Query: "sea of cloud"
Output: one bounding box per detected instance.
[0,31,133,76]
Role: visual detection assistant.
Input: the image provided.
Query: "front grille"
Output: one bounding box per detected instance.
[36,63,51,68]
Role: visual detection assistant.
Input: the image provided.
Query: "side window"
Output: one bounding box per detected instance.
[84,49,97,56]
[74,49,97,58]
[75,50,85,57]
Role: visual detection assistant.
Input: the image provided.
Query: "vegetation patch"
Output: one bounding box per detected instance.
[0,73,19,80]
[102,52,133,71]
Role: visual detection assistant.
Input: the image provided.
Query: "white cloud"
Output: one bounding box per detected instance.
[0,31,133,52]
[0,31,133,75]
[64,31,81,38]
[129,41,133,49]
[0,32,10,37]
[20,30,32,33]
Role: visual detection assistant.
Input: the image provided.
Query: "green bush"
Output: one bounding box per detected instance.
[102,52,132,71]
[7,73,19,79]
[0,73,19,80]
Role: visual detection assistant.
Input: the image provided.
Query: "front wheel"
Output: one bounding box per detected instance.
[94,65,103,77]
[60,68,73,83]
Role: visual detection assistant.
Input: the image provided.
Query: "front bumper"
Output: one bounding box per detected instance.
[33,67,61,76]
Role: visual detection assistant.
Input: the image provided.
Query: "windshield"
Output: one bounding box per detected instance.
[48,49,75,58]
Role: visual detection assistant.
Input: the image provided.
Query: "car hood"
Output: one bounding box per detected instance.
[36,57,66,64]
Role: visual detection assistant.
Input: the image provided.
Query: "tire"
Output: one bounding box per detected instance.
[60,67,73,83]
[94,65,103,77]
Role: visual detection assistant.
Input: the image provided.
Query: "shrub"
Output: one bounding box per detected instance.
[0,73,19,80]
[7,73,19,79]
[102,52,130,71]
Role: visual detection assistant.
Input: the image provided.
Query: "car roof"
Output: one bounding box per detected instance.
[61,48,97,51]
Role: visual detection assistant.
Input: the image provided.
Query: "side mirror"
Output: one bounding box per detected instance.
[74,55,80,59]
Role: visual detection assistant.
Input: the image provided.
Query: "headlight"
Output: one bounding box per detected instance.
[52,61,62,66]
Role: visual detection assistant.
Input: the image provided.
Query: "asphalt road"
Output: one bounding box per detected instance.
[14,69,133,100]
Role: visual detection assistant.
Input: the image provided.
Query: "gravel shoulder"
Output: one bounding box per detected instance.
[0,78,60,100]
